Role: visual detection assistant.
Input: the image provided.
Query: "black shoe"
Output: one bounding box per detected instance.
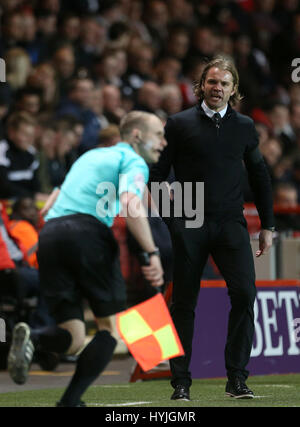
[226,378,254,399]
[56,400,86,407]
[35,350,60,372]
[171,385,190,401]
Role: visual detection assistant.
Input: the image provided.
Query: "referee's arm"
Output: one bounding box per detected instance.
[120,191,164,286]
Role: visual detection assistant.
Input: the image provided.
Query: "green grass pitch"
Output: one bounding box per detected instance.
[0,374,300,407]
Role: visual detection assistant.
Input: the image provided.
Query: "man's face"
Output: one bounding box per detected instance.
[8,123,36,150]
[20,95,40,115]
[72,80,94,108]
[201,66,235,112]
[275,189,297,207]
[17,198,39,226]
[139,116,167,163]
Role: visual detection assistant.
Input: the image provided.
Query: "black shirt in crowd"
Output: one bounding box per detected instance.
[0,139,40,199]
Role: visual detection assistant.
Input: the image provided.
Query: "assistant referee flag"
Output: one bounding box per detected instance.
[116,293,184,371]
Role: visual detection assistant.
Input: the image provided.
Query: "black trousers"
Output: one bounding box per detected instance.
[169,213,256,388]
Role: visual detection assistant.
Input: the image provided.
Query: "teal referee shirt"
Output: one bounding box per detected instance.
[46,143,149,227]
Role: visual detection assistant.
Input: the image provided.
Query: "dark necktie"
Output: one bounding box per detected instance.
[212,112,221,128]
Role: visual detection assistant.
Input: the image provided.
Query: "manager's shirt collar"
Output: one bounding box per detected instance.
[201,100,228,118]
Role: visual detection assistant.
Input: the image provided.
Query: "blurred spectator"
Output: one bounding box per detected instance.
[52,45,76,98]
[0,112,43,200]
[218,35,234,57]
[260,137,283,171]
[93,50,124,88]
[250,0,280,54]
[126,0,151,43]
[5,48,32,91]
[135,81,162,116]
[143,0,169,55]
[160,84,183,116]
[20,11,49,65]
[27,62,58,110]
[288,157,300,202]
[268,103,297,155]
[179,56,206,109]
[273,182,300,231]
[108,21,131,50]
[189,26,220,60]
[98,125,121,147]
[35,9,58,41]
[14,87,43,116]
[102,84,126,125]
[9,197,40,269]
[0,83,12,138]
[123,43,155,97]
[56,77,101,153]
[288,83,300,104]
[164,24,190,62]
[0,11,23,56]
[76,16,107,69]
[98,0,125,26]
[38,116,82,192]
[0,201,53,331]
[167,0,196,27]
[255,122,270,146]
[50,12,81,51]
[89,87,110,130]
[290,102,300,138]
[233,33,274,111]
[154,57,182,85]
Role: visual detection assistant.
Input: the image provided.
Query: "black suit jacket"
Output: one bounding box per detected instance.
[149,103,274,229]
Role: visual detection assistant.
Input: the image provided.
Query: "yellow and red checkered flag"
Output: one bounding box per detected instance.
[116,293,184,372]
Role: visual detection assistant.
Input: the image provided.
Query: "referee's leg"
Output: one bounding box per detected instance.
[211,219,256,381]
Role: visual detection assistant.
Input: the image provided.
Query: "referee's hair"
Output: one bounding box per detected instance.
[119,110,152,139]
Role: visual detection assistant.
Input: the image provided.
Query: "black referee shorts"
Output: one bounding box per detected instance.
[37,214,126,324]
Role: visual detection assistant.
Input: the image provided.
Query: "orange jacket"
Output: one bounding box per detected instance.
[0,202,16,270]
[8,219,39,269]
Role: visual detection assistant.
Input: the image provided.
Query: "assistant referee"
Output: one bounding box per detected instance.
[8,111,166,407]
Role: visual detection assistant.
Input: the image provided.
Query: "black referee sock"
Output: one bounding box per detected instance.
[59,330,117,407]
[30,326,72,354]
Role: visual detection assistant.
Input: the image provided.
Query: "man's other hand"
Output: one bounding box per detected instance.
[256,229,273,257]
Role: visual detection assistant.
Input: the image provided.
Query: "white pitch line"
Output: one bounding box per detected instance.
[91,401,152,407]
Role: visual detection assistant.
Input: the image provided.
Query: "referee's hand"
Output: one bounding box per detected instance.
[141,255,164,287]
[256,229,273,257]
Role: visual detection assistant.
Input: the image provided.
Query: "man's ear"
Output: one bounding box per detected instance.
[231,85,237,97]
[132,128,142,143]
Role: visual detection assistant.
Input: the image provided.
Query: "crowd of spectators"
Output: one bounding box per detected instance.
[0,0,299,209]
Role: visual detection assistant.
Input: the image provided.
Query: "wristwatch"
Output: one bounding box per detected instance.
[264,226,275,232]
[139,247,160,266]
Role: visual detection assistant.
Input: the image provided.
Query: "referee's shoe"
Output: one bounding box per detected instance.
[225,378,254,399]
[8,322,34,385]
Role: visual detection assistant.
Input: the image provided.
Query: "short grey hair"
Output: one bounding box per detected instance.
[119,110,153,139]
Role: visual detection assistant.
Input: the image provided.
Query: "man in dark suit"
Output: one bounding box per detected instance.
[149,55,274,400]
